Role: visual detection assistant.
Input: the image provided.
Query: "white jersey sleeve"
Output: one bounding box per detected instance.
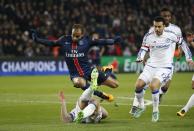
[136,33,151,61]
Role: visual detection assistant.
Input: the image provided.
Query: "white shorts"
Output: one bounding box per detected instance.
[139,65,173,85]
[192,74,194,81]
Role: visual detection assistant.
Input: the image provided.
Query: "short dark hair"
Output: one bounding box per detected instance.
[72,24,84,33]
[160,7,172,14]
[153,16,165,24]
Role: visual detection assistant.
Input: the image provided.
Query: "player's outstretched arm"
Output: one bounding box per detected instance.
[30,29,62,46]
[136,46,149,63]
[59,91,73,123]
[92,36,122,45]
[179,40,194,66]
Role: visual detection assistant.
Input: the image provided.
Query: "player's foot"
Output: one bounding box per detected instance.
[91,68,99,90]
[75,111,84,123]
[103,93,114,102]
[177,109,186,117]
[133,107,145,118]
[159,94,163,104]
[152,111,159,122]
[59,91,65,103]
[102,65,113,72]
[129,106,138,115]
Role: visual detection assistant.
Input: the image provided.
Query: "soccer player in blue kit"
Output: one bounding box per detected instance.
[31,24,121,101]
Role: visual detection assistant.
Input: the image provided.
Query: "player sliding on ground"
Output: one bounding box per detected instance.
[31,24,122,102]
[59,68,108,123]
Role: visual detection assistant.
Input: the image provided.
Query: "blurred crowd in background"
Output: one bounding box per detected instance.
[0,0,194,57]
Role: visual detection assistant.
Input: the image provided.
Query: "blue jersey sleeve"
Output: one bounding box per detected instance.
[92,38,114,45]
[91,36,121,46]
[35,35,64,46]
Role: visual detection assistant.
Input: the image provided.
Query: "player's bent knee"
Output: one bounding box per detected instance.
[103,77,119,88]
[135,79,146,89]
[72,77,86,88]
[112,81,119,88]
[89,99,99,107]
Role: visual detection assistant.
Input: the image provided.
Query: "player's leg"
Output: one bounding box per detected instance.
[132,79,147,118]
[151,68,172,122]
[159,66,174,103]
[130,65,153,118]
[59,91,73,123]
[99,66,119,88]
[130,84,148,115]
[72,76,112,101]
[159,79,171,103]
[150,78,161,122]
[76,98,100,123]
[101,76,119,89]
[93,69,118,102]
[101,65,117,79]
[75,76,98,123]
[177,93,194,117]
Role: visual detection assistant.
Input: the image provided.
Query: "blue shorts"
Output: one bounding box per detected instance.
[70,69,108,85]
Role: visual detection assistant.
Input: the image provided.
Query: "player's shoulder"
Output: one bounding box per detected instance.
[142,31,154,43]
[169,23,181,29]
[144,31,154,39]
[148,26,154,32]
[163,30,178,40]
[146,31,155,37]
[64,35,72,39]
[81,35,91,42]
[167,23,182,35]
[61,35,72,41]
[83,35,90,40]
[164,30,177,36]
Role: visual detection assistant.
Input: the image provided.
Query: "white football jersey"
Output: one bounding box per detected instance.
[147,23,192,61]
[142,30,183,67]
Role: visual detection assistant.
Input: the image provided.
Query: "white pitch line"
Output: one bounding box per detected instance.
[0,97,184,107]
[117,96,153,106]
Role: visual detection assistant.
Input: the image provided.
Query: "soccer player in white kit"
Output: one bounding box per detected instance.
[130,7,192,115]
[59,68,108,123]
[131,16,193,122]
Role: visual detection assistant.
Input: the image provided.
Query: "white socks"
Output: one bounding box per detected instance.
[82,104,96,118]
[132,95,139,107]
[80,87,94,101]
[135,91,145,109]
[152,90,159,112]
[182,94,194,112]
[133,85,147,107]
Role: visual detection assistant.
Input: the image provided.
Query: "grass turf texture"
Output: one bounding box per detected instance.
[0,73,193,131]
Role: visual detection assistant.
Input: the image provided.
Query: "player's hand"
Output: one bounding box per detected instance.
[114,36,122,43]
[30,29,38,41]
[135,58,143,63]
[187,59,194,67]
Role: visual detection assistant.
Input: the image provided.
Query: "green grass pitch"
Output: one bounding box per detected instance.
[0,73,194,131]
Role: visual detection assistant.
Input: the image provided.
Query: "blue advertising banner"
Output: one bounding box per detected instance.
[0,58,69,76]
